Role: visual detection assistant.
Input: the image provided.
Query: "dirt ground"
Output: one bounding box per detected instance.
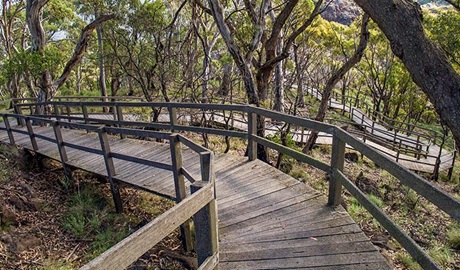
[0,144,194,269]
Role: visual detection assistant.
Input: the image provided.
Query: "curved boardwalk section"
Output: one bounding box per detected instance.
[0,122,390,269]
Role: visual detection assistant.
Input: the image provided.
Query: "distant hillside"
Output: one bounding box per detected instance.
[322,0,450,26]
[321,0,360,26]
[418,0,446,4]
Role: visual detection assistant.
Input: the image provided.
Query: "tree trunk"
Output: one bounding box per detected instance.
[303,14,370,153]
[354,0,460,149]
[273,38,284,112]
[26,0,46,53]
[96,10,108,110]
[219,62,233,96]
[26,0,114,107]
[207,0,259,105]
[294,45,305,107]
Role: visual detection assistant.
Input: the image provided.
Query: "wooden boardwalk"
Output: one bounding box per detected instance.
[75,111,454,174]
[0,121,390,269]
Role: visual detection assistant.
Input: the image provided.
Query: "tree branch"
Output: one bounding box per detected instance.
[261,0,324,69]
[54,14,115,89]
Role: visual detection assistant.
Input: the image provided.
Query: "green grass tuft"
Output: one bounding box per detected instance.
[447,224,460,249]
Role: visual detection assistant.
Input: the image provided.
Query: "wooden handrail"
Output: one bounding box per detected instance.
[2,100,459,269]
[0,111,219,268]
[80,182,215,270]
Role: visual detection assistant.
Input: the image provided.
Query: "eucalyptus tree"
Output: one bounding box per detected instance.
[206,0,325,160]
[353,0,460,150]
[303,13,370,152]
[75,0,114,101]
[25,0,113,109]
[105,0,180,102]
[425,8,460,71]
[0,0,26,99]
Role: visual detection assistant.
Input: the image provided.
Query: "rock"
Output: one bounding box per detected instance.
[8,234,41,253]
[0,232,13,243]
[321,0,361,26]
[1,203,18,227]
[345,152,359,162]
[7,194,38,211]
[17,182,35,196]
[355,171,380,196]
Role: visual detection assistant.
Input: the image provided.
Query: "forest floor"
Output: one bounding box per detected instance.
[0,143,193,270]
[1,129,459,269]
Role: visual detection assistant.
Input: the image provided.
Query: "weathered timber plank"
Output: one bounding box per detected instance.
[218,198,333,232]
[218,184,320,218]
[216,171,293,203]
[219,250,386,269]
[224,223,362,244]
[222,214,355,241]
[219,193,319,229]
[220,205,338,237]
[220,241,377,261]
[219,231,373,253]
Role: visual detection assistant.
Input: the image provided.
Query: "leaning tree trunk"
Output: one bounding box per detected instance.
[303,14,370,153]
[27,0,114,110]
[354,0,460,153]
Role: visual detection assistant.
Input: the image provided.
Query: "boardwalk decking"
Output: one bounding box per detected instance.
[0,122,391,269]
[68,109,455,174]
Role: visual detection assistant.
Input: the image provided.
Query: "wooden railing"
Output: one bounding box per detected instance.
[3,99,460,269]
[0,112,218,270]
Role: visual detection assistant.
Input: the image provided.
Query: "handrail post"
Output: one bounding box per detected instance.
[66,105,71,122]
[52,121,72,180]
[329,127,346,206]
[98,127,123,213]
[247,108,257,161]
[82,104,89,124]
[169,134,193,252]
[168,106,177,132]
[3,115,15,144]
[115,104,125,139]
[25,117,39,151]
[53,103,61,121]
[448,150,457,181]
[192,152,219,267]
[15,105,25,126]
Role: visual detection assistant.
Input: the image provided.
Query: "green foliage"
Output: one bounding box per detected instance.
[368,194,384,208]
[64,213,86,238]
[428,247,456,268]
[88,227,128,259]
[266,132,297,149]
[447,224,460,249]
[397,252,423,270]
[63,184,107,238]
[63,184,130,259]
[289,166,310,182]
[347,197,368,222]
[425,9,460,71]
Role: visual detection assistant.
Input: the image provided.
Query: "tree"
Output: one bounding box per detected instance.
[26,0,113,109]
[303,13,370,153]
[0,0,26,99]
[353,0,460,148]
[206,0,325,161]
[425,9,460,70]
